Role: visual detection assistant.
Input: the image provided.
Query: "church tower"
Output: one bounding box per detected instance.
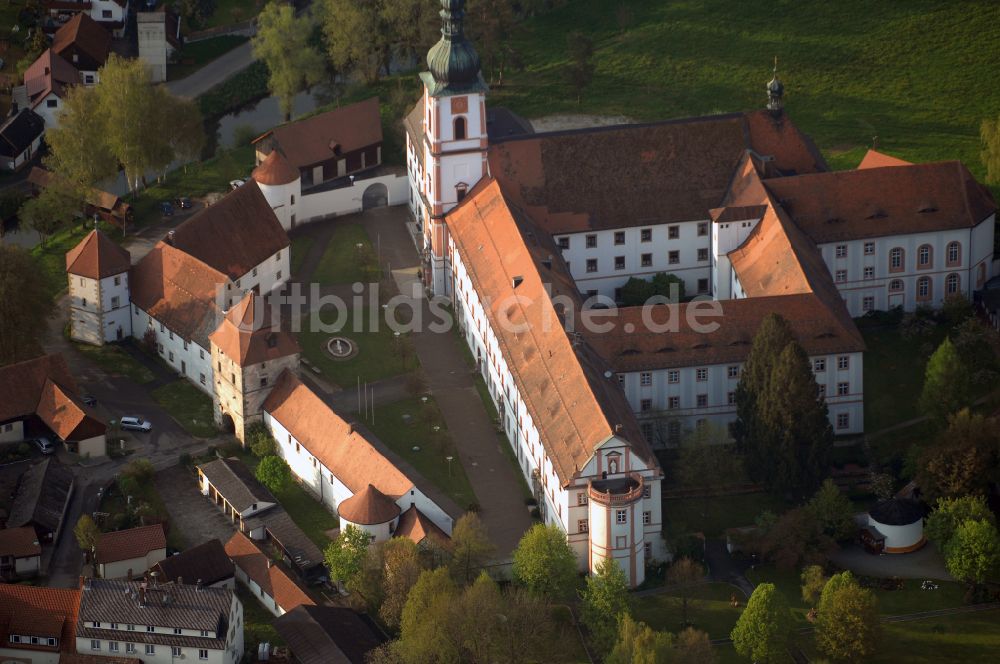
[418,0,489,297]
[767,58,784,114]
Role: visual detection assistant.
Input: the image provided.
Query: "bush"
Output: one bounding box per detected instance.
[245,422,276,457]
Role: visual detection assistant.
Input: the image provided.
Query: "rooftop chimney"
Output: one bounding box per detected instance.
[150,571,159,587]
[196,579,204,591]
[166,230,175,245]
[138,586,146,607]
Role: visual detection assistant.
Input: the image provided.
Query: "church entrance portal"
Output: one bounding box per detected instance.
[362,182,388,210]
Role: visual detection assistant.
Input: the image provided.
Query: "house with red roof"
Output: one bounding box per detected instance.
[95,524,167,580]
[224,532,315,618]
[43,0,130,38]
[0,583,81,661]
[0,526,43,579]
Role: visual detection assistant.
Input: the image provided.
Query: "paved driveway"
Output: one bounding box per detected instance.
[155,464,236,551]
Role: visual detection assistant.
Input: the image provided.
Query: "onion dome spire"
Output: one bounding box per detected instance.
[422,0,487,97]
[767,56,784,113]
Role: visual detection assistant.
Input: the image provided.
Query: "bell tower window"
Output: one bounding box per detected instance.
[456,183,468,202]
[454,116,467,140]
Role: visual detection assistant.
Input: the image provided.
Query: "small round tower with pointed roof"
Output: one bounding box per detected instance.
[252,150,301,231]
[767,58,784,114]
[209,290,300,441]
[65,229,133,345]
[338,484,402,543]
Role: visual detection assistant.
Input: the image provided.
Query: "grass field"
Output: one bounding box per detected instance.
[490,0,1000,185]
[664,492,788,538]
[869,609,1000,663]
[194,0,266,31]
[311,223,381,285]
[151,380,217,438]
[72,342,154,385]
[290,234,316,276]
[634,582,745,639]
[297,307,414,387]
[168,35,249,80]
[365,397,478,510]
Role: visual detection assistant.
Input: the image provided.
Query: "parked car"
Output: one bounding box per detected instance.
[81,395,97,407]
[229,179,245,190]
[120,416,152,432]
[32,437,55,455]
[160,201,174,216]
[175,196,192,209]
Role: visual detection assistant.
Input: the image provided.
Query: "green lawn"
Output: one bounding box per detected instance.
[238,452,338,550]
[297,307,414,387]
[194,0,266,31]
[490,0,1000,188]
[151,380,218,438]
[73,342,154,385]
[664,492,788,538]
[551,605,591,663]
[311,223,381,285]
[167,35,249,80]
[634,583,745,640]
[869,609,1000,663]
[365,397,478,510]
[290,234,316,276]
[132,145,255,227]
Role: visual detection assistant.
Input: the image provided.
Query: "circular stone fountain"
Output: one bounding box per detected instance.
[325,336,359,361]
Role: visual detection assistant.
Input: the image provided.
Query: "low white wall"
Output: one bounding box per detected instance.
[299,174,408,223]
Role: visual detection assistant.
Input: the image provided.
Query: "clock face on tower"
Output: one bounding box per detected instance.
[451,96,468,113]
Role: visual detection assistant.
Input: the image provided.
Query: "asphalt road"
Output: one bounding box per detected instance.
[166,40,257,99]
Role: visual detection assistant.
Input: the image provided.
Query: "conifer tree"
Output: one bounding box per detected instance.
[734,313,794,465]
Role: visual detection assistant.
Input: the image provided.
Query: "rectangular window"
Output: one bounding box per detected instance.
[586,258,598,273]
[668,370,679,384]
[697,248,709,262]
[837,382,849,396]
[200,649,209,660]
[578,492,588,506]
[864,241,875,255]
[91,640,100,650]
[668,250,680,265]
[835,270,848,283]
[728,365,739,379]
[557,237,569,249]
[616,509,627,524]
[252,268,258,277]
[696,368,708,381]
[837,356,849,370]
[697,278,709,293]
[863,266,874,280]
[697,222,708,237]
[645,541,652,558]
[837,412,850,429]
[641,253,652,267]
[668,396,680,409]
[111,296,120,308]
[260,377,268,387]
[643,511,651,525]
[835,245,848,258]
[47,98,58,108]
[92,622,101,628]
[614,256,625,270]
[641,228,652,242]
[173,647,182,657]
[127,625,135,631]
[696,394,708,407]
[578,518,589,533]
[614,231,625,245]
[863,296,875,312]
[643,485,651,499]
[585,234,597,248]
[640,372,652,386]
[276,271,282,280]
[173,628,182,635]
[168,351,174,362]
[668,225,680,239]
[146,645,155,656]
[146,626,155,633]
[640,399,652,412]
[814,358,826,372]
[728,391,736,405]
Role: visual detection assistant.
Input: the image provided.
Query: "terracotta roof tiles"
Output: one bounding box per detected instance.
[252,149,300,185]
[95,524,167,565]
[65,230,132,280]
[337,484,400,525]
[51,13,111,71]
[224,532,315,613]
[152,538,235,586]
[0,526,42,558]
[0,353,76,424]
[858,148,912,169]
[209,291,300,366]
[0,583,80,653]
[393,506,448,546]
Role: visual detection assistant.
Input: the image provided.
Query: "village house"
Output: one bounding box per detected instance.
[0,526,43,580]
[150,538,235,590]
[94,524,167,580]
[224,532,315,618]
[404,0,996,585]
[273,605,385,664]
[75,577,244,664]
[50,13,111,84]
[0,354,106,457]
[0,583,82,663]
[0,108,45,171]
[43,0,131,38]
[17,48,82,128]
[5,459,75,545]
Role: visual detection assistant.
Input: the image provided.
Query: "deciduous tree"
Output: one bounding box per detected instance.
[74,514,101,553]
[17,178,85,244]
[321,0,389,84]
[920,337,973,424]
[917,409,1000,501]
[945,519,1000,585]
[758,507,834,570]
[666,557,704,627]
[800,564,827,606]
[816,583,881,661]
[581,558,632,655]
[246,422,276,458]
[253,2,326,121]
[806,479,856,541]
[448,512,495,583]
[925,495,995,551]
[254,455,292,492]
[45,86,118,188]
[817,571,856,616]
[619,272,686,306]
[377,537,426,629]
[466,0,520,84]
[396,567,458,664]
[673,627,716,664]
[0,245,49,365]
[324,524,370,590]
[606,614,672,664]
[511,523,578,599]
[731,583,793,663]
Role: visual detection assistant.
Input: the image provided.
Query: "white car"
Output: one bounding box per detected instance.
[33,437,55,455]
[120,416,152,432]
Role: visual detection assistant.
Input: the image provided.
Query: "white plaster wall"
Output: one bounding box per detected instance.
[257,179,300,231]
[869,517,923,550]
[99,548,167,580]
[34,93,62,128]
[297,174,409,223]
[132,306,214,394]
[0,647,59,664]
[0,420,25,444]
[1,133,42,171]
[233,249,289,301]
[340,517,393,543]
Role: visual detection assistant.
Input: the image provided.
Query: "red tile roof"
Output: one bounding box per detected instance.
[0,354,85,429]
[0,526,42,558]
[394,506,448,546]
[764,161,997,243]
[65,230,132,279]
[129,242,230,348]
[51,13,110,71]
[224,532,315,613]
[337,484,400,525]
[168,181,289,280]
[0,584,81,653]
[252,149,300,185]
[858,148,912,169]
[209,291,299,366]
[253,98,382,169]
[95,524,167,564]
[446,179,657,485]
[24,49,80,102]
[261,371,415,498]
[35,378,106,442]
